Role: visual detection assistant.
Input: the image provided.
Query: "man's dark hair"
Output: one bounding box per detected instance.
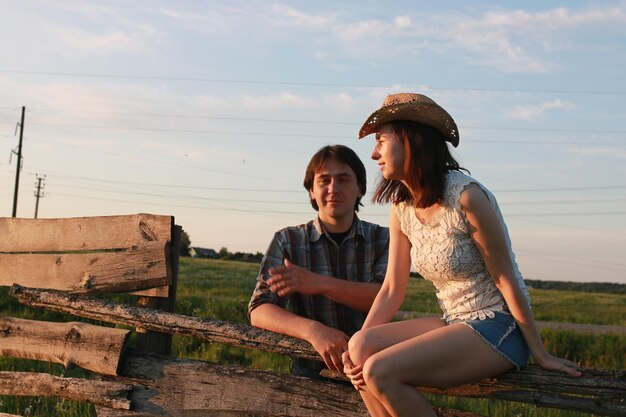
[303,145,367,212]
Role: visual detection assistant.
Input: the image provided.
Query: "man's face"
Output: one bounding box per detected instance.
[309,158,362,225]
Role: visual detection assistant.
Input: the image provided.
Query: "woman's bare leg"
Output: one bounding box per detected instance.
[349,317,446,365]
[348,317,446,416]
[359,389,392,417]
[362,323,514,417]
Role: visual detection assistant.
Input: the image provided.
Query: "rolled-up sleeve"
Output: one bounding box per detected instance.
[247,232,287,321]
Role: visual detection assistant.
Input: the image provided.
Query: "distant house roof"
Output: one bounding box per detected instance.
[190,247,218,258]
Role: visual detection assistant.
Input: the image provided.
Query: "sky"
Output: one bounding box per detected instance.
[0,0,625,284]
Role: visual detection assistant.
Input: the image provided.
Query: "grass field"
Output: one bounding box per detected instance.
[1,257,624,416]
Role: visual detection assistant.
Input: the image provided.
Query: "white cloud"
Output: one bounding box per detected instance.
[266,4,626,73]
[394,16,412,29]
[2,2,169,59]
[269,4,337,29]
[155,7,251,33]
[58,25,161,57]
[481,7,626,30]
[113,3,625,74]
[322,93,360,114]
[190,92,316,114]
[505,99,576,121]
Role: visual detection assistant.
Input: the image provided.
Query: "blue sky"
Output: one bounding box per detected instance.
[1,1,625,283]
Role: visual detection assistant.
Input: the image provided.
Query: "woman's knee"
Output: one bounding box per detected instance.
[348,329,375,365]
[362,355,395,395]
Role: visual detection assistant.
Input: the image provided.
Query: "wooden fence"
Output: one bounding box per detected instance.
[1,214,624,417]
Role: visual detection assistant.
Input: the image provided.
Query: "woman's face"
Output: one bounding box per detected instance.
[371,124,405,181]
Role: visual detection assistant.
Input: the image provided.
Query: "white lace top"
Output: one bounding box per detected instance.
[396,171,530,322]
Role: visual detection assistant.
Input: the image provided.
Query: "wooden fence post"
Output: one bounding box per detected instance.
[135,220,181,355]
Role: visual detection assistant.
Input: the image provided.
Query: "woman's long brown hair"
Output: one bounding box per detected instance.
[372,121,466,208]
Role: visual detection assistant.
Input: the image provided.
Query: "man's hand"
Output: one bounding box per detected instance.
[306,322,349,373]
[266,259,325,297]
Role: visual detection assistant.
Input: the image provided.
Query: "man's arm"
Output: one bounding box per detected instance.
[247,231,350,372]
[266,260,381,311]
[265,227,389,312]
[247,225,389,372]
[250,303,348,372]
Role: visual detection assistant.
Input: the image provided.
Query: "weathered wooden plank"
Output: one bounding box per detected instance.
[0,214,172,252]
[135,224,182,355]
[322,368,626,416]
[0,316,129,375]
[96,407,481,417]
[96,352,482,417]
[1,241,170,293]
[0,371,131,410]
[98,352,366,417]
[10,284,319,361]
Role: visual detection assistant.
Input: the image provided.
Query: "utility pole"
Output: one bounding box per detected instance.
[12,106,25,218]
[34,174,45,219]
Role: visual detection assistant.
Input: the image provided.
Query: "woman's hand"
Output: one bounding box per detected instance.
[342,351,365,390]
[534,353,582,377]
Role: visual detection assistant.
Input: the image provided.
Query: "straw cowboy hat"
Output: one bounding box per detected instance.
[358,93,460,147]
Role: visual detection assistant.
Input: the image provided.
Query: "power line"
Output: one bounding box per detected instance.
[52,192,312,217]
[19,123,626,146]
[500,197,626,205]
[1,70,625,95]
[493,185,626,193]
[22,107,355,126]
[49,181,626,207]
[48,181,626,207]
[46,189,626,218]
[51,192,626,219]
[6,116,626,138]
[50,174,303,192]
[49,182,309,205]
[33,169,626,194]
[8,107,626,136]
[24,138,300,185]
[512,217,626,237]
[505,211,626,217]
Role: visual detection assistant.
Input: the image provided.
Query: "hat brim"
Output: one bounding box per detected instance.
[358,102,459,147]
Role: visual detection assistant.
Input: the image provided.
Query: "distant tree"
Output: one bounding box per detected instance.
[179,230,191,257]
[231,251,245,261]
[213,248,264,263]
[219,247,230,259]
[524,279,625,294]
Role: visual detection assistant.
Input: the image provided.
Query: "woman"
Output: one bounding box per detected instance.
[343,93,581,417]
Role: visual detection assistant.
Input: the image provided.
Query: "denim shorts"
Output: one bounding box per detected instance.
[451,311,530,369]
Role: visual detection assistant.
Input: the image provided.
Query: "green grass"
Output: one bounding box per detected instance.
[1,257,624,416]
[529,288,625,325]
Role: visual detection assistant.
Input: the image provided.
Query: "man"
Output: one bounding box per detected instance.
[248,145,389,377]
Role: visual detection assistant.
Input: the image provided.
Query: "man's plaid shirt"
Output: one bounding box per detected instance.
[248,215,389,337]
